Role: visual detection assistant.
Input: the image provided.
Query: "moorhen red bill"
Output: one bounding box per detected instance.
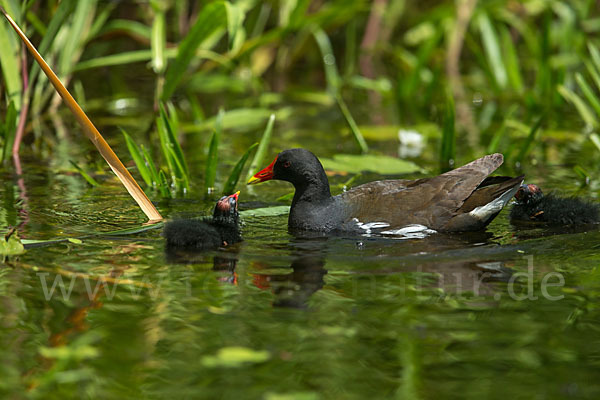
[163,191,242,250]
[510,184,600,225]
[248,148,523,233]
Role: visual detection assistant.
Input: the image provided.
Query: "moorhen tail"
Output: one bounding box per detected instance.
[510,184,600,225]
[248,148,523,233]
[163,192,242,250]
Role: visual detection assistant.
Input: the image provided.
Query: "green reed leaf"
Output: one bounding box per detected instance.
[162,1,227,99]
[69,161,99,187]
[246,114,274,181]
[224,142,258,195]
[122,128,152,187]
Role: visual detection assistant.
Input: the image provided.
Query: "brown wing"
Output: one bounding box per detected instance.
[338,153,505,229]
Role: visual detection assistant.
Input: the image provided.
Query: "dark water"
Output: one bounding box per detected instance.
[2,124,600,399]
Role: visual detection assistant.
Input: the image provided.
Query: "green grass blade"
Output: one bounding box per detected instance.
[478,12,507,89]
[151,8,167,75]
[312,28,367,153]
[1,101,17,162]
[73,48,230,72]
[69,160,99,187]
[205,131,219,191]
[223,142,258,195]
[575,73,600,117]
[1,0,21,24]
[336,94,368,154]
[156,115,176,183]
[515,116,544,165]
[98,19,151,40]
[246,113,275,181]
[35,0,75,56]
[487,104,517,154]
[573,165,590,186]
[74,49,161,71]
[558,85,598,127]
[28,0,76,83]
[122,128,153,186]
[140,145,160,187]
[57,0,96,76]
[158,169,171,198]
[166,102,181,141]
[588,42,600,76]
[160,103,188,176]
[500,25,523,93]
[25,10,46,36]
[205,111,223,192]
[0,14,22,107]
[224,1,244,51]
[584,60,600,92]
[87,1,115,40]
[166,144,189,191]
[440,92,455,171]
[162,1,227,100]
[313,28,340,94]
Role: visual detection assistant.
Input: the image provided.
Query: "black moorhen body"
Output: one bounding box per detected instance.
[248,149,523,233]
[510,184,600,225]
[163,192,242,250]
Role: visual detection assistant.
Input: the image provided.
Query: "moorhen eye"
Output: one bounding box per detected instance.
[248,148,524,233]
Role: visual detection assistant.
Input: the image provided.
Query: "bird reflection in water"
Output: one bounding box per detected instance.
[167,230,518,308]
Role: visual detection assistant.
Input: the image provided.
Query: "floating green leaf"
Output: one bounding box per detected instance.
[0,229,25,256]
[240,206,291,217]
[321,154,422,175]
[201,347,270,368]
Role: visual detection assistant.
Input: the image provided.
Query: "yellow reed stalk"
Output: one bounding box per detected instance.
[1,8,162,221]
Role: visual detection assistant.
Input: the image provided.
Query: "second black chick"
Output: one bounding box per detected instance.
[510,184,600,226]
[163,192,242,250]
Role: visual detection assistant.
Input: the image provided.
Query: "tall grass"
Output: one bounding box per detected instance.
[1,0,599,180]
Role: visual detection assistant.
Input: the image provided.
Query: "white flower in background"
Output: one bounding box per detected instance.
[398,129,425,158]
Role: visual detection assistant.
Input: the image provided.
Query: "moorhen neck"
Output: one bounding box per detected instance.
[248,148,523,233]
[163,192,242,250]
[510,184,600,225]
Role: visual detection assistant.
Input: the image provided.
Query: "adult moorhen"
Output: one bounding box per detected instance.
[163,192,242,250]
[248,148,523,233]
[510,184,600,225]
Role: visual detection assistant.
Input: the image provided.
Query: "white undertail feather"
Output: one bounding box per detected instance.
[381,224,437,239]
[468,180,523,223]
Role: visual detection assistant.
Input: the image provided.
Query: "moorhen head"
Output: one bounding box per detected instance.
[510,184,600,226]
[248,148,524,233]
[163,192,242,250]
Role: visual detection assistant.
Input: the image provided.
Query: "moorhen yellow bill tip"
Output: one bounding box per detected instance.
[248,157,277,185]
